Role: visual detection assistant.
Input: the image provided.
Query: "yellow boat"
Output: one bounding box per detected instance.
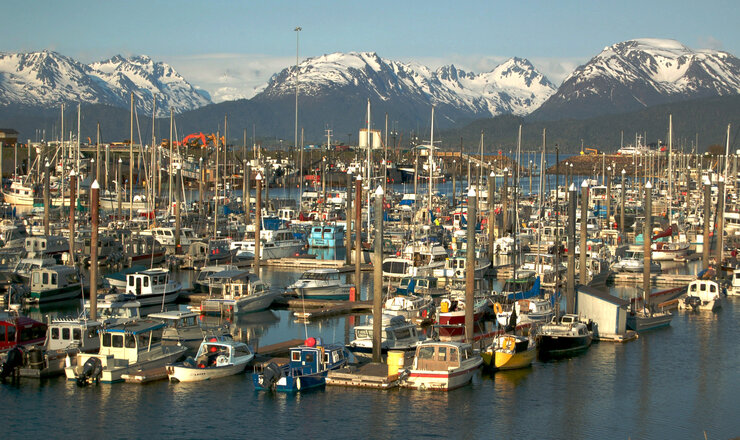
[482,334,536,371]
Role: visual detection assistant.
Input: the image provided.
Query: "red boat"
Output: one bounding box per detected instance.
[436,297,491,338]
[0,312,47,354]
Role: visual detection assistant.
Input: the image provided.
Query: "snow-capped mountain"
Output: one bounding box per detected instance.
[0,51,211,114]
[254,52,555,119]
[531,38,740,120]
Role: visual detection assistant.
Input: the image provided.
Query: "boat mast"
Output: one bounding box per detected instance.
[668,114,673,224]
[428,106,434,225]
[129,92,134,221]
[366,99,371,233]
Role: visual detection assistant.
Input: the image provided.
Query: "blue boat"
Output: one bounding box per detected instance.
[308,225,345,248]
[252,338,348,392]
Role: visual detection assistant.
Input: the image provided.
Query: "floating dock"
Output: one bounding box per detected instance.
[122,367,169,383]
[327,362,401,389]
[288,299,373,320]
[611,273,695,286]
[263,257,372,271]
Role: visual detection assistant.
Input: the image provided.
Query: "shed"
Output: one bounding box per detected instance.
[0,129,19,146]
[577,285,630,339]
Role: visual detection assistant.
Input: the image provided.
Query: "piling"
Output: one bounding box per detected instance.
[703,179,711,270]
[372,186,384,363]
[620,169,626,237]
[117,158,123,219]
[68,170,76,267]
[43,161,50,236]
[567,183,577,314]
[90,180,99,320]
[452,159,457,209]
[465,187,476,344]
[245,164,251,227]
[0,142,3,180]
[354,175,362,298]
[579,180,589,285]
[199,157,205,214]
[255,173,262,275]
[716,177,725,269]
[264,165,270,202]
[175,164,182,253]
[643,180,653,297]
[345,172,353,266]
[606,166,612,229]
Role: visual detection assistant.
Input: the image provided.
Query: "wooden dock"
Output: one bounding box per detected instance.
[254,339,306,357]
[611,273,695,286]
[326,362,401,389]
[290,300,373,320]
[263,257,372,271]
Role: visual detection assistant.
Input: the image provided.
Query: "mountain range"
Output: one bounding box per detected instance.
[1,39,739,149]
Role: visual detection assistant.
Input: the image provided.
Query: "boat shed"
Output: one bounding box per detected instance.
[577,285,630,340]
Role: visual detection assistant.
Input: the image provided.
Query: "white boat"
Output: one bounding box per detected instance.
[84,294,142,326]
[19,317,103,378]
[651,241,690,261]
[148,310,206,348]
[401,341,483,391]
[538,314,594,357]
[166,335,254,382]
[287,269,353,300]
[141,227,200,247]
[200,270,279,315]
[679,279,723,312]
[124,268,181,306]
[727,269,740,297]
[65,319,188,384]
[383,294,435,321]
[496,298,555,328]
[231,224,304,260]
[612,247,662,273]
[346,315,425,362]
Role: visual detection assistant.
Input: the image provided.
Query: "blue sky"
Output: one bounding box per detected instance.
[4,0,737,101]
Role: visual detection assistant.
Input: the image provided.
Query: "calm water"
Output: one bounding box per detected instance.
[3,259,739,439]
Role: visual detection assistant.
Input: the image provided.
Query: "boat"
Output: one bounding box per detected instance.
[393,276,444,297]
[13,257,57,282]
[612,247,662,273]
[436,296,492,339]
[401,341,483,391]
[19,317,102,378]
[0,311,47,354]
[166,335,254,382]
[84,294,142,326]
[651,241,690,261]
[537,314,594,357]
[346,315,425,362]
[142,227,200,247]
[200,270,280,315]
[148,310,206,350]
[383,294,435,321]
[123,235,166,266]
[24,235,69,263]
[124,268,181,306]
[626,307,674,331]
[498,271,541,301]
[28,265,83,304]
[679,279,723,312]
[64,319,188,384]
[308,224,345,248]
[495,297,555,328]
[104,265,147,290]
[192,264,239,293]
[481,334,537,371]
[727,268,740,297]
[231,224,304,260]
[252,337,348,392]
[286,269,353,300]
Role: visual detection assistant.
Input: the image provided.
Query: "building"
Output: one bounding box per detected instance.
[577,285,631,340]
[0,129,19,146]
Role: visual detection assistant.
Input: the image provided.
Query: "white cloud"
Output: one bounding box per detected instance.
[697,36,723,50]
[161,53,293,102]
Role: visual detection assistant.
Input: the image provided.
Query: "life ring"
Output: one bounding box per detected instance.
[493,302,503,314]
[295,377,302,390]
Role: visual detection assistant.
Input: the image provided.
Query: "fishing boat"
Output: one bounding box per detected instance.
[142,227,200,247]
[393,276,444,297]
[65,319,188,384]
[166,335,254,382]
[200,270,279,315]
[123,235,166,266]
[308,224,345,248]
[19,317,102,378]
[124,268,180,306]
[495,297,555,328]
[13,257,57,282]
[286,269,352,300]
[232,224,305,260]
[148,310,205,350]
[346,315,425,362]
[436,296,492,339]
[626,307,674,331]
[727,269,740,297]
[383,294,435,321]
[28,265,83,304]
[481,334,536,371]
[401,341,482,391]
[651,241,690,261]
[612,247,661,273]
[252,337,348,392]
[679,279,723,312]
[24,235,69,263]
[537,314,594,357]
[192,264,239,293]
[84,294,142,326]
[0,311,47,354]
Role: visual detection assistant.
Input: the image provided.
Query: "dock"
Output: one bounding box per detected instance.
[611,273,696,286]
[289,299,373,320]
[263,257,372,271]
[122,367,169,383]
[326,362,401,389]
[254,339,306,357]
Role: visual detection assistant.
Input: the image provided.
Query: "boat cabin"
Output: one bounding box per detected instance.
[85,299,142,325]
[97,319,167,363]
[29,265,81,303]
[24,236,68,262]
[353,315,420,342]
[288,339,347,376]
[297,269,341,283]
[207,270,267,299]
[413,341,474,371]
[46,318,102,352]
[148,310,199,329]
[126,269,174,296]
[0,313,47,353]
[687,279,722,302]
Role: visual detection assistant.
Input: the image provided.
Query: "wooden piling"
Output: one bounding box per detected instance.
[465,187,476,344]
[716,177,725,268]
[567,183,577,314]
[488,171,495,262]
[90,180,99,320]
[345,172,353,266]
[354,175,362,298]
[703,179,711,270]
[175,164,182,253]
[43,160,50,236]
[372,186,384,363]
[620,169,626,237]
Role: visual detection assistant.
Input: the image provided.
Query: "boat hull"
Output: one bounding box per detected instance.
[403,359,482,391]
[167,361,249,382]
[626,311,673,331]
[538,334,592,357]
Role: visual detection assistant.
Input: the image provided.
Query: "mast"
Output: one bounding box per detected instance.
[366,99,371,232]
[129,92,134,220]
[428,106,434,225]
[668,114,673,223]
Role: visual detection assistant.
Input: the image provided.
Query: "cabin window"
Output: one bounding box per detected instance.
[73,329,81,340]
[152,276,159,286]
[41,242,46,249]
[291,351,301,362]
[332,351,341,363]
[305,353,314,363]
[700,284,706,292]
[710,284,716,293]
[159,276,166,284]
[449,348,458,363]
[51,328,59,339]
[418,346,435,359]
[102,333,111,347]
[42,272,49,284]
[394,328,411,340]
[51,273,57,285]
[0,326,4,342]
[143,277,149,288]
[7,326,15,342]
[62,328,70,340]
[125,335,136,348]
[88,329,97,339]
[129,277,134,287]
[112,334,124,348]
[690,284,697,292]
[437,346,447,361]
[323,353,330,364]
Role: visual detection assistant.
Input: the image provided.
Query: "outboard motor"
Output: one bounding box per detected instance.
[258,362,282,389]
[76,357,103,386]
[0,346,24,381]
